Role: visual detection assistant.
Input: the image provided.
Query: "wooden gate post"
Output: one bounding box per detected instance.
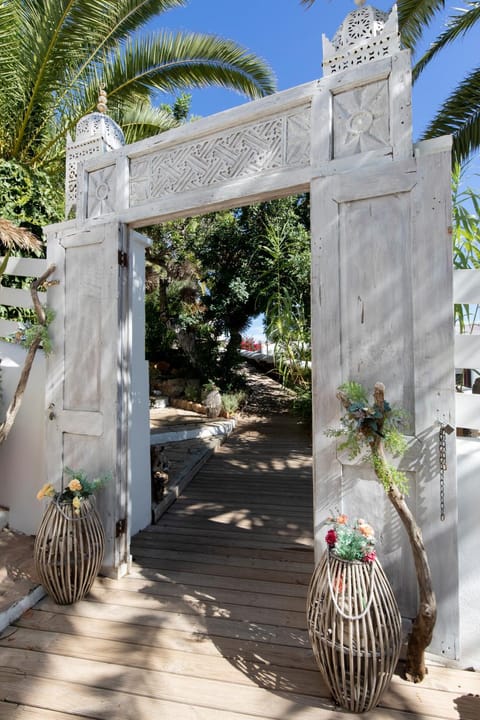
[310,5,458,657]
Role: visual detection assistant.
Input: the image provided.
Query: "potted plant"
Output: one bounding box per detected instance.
[307,514,402,713]
[324,381,436,683]
[34,468,108,604]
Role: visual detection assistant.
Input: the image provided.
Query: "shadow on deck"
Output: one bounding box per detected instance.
[0,412,479,718]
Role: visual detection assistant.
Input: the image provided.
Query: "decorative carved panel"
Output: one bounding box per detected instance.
[333,80,389,159]
[129,106,311,206]
[65,138,104,217]
[87,165,116,218]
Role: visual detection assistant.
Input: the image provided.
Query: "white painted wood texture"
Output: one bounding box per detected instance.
[0,286,46,310]
[411,143,458,658]
[45,222,125,573]
[0,257,48,277]
[0,319,17,337]
[456,393,480,430]
[453,269,480,303]
[126,229,151,538]
[454,334,480,370]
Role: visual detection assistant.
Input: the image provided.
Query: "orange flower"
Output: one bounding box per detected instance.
[358,522,374,538]
[68,478,82,492]
[336,514,348,525]
[36,483,56,500]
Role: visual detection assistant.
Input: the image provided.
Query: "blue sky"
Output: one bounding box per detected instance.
[152,0,479,153]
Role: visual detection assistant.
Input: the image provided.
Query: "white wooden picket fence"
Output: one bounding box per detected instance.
[453,268,480,666]
[0,256,49,338]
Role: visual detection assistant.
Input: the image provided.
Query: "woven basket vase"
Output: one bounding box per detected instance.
[34,497,105,605]
[307,551,402,713]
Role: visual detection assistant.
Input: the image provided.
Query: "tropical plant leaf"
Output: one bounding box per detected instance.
[421,66,480,165]
[413,2,480,81]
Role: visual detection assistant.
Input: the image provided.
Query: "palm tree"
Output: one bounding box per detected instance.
[0,0,275,176]
[407,0,480,165]
[300,0,480,165]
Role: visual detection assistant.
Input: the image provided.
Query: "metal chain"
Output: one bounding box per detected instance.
[439,425,447,522]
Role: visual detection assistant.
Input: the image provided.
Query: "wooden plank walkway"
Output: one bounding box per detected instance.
[1,414,479,719]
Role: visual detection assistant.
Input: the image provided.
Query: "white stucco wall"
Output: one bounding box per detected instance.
[0,341,46,535]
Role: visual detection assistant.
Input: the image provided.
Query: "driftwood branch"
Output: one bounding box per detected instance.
[0,264,57,446]
[336,381,437,683]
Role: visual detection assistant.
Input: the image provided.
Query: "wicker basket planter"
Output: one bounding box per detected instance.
[307,551,402,713]
[34,497,105,605]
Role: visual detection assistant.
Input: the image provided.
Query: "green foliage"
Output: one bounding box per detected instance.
[0,1,274,175]
[452,163,480,333]
[338,381,368,405]
[144,196,311,389]
[292,385,312,422]
[38,467,110,511]
[372,453,410,496]
[258,200,311,392]
[413,2,480,164]
[0,160,62,227]
[325,515,376,562]
[18,308,55,355]
[327,382,410,494]
[334,524,372,562]
[221,391,246,416]
[184,380,200,403]
[64,467,109,498]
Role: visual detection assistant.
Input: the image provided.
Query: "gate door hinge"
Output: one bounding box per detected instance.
[118,250,128,268]
[116,518,127,537]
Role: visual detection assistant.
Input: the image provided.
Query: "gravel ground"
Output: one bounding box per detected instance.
[238,362,296,417]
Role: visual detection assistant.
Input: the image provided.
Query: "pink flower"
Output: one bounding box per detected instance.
[325,529,337,547]
[363,550,376,563]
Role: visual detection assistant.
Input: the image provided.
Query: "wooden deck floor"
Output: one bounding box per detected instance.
[1,414,479,719]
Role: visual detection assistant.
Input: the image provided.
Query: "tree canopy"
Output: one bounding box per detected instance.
[0,1,275,175]
[144,196,311,387]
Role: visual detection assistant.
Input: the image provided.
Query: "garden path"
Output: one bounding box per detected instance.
[0,368,479,718]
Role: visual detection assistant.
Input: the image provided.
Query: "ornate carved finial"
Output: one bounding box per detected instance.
[322,4,401,76]
[97,86,107,114]
[65,85,124,218]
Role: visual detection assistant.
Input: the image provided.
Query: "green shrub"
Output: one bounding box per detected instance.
[221,391,246,416]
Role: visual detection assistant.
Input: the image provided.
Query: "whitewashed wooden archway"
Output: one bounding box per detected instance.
[45,4,458,658]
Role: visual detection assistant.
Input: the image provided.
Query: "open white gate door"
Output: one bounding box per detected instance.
[45,221,130,576]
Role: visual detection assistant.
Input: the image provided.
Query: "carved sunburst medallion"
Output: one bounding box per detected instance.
[333,80,390,159]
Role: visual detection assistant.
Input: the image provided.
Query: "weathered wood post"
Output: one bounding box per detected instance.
[310,2,458,658]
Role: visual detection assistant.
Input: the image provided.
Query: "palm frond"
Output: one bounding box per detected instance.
[398,0,446,51]
[120,101,179,144]
[421,66,480,165]
[413,2,480,81]
[17,1,187,159]
[0,219,42,254]
[101,32,276,101]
